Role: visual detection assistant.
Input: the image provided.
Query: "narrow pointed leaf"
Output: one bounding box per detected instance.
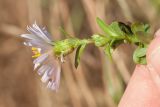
[75,43,86,68]
[109,22,125,37]
[118,22,133,35]
[133,47,147,64]
[131,22,150,34]
[91,34,109,47]
[104,44,113,59]
[96,17,118,37]
[96,17,125,39]
[135,32,153,44]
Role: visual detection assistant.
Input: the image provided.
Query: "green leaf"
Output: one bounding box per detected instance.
[139,57,147,64]
[133,55,147,64]
[53,38,81,57]
[96,17,125,38]
[131,22,152,44]
[109,39,123,49]
[109,22,125,37]
[118,22,133,35]
[104,44,113,59]
[104,39,122,59]
[135,32,153,44]
[75,43,86,68]
[131,22,150,34]
[133,47,147,64]
[91,34,109,47]
[96,17,114,37]
[134,47,147,57]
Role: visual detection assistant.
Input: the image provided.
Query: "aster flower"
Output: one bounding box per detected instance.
[20,22,61,91]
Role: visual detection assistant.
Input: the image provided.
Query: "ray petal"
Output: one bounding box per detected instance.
[33,53,48,64]
[23,42,32,46]
[41,68,51,83]
[27,40,51,51]
[20,34,41,40]
[20,34,33,39]
[37,65,50,75]
[27,23,52,43]
[48,66,61,91]
[34,63,40,70]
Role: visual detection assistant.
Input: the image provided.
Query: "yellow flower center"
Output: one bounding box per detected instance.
[32,47,41,58]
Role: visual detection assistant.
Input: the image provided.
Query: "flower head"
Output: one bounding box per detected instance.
[20,22,61,91]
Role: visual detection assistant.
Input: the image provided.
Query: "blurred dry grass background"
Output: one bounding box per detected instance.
[0,0,160,107]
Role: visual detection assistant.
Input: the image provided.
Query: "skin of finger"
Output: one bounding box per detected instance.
[119,30,160,106]
[146,33,160,75]
[146,30,160,90]
[118,65,160,107]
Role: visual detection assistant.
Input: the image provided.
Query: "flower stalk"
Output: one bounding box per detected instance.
[20,17,153,91]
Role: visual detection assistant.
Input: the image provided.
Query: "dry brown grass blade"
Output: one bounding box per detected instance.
[57,1,84,107]
[27,0,42,24]
[36,85,53,107]
[73,66,97,107]
[0,24,23,36]
[116,0,133,21]
[59,1,97,106]
[62,59,83,107]
[113,50,131,83]
[49,1,61,40]
[59,0,75,36]
[81,0,120,106]
[98,51,117,107]
[81,0,98,32]
[134,0,160,30]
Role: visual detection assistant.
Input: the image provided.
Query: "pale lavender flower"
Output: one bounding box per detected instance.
[20,22,61,91]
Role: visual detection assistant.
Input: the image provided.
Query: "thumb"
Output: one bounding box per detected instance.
[147,29,160,74]
[146,29,160,91]
[118,30,160,107]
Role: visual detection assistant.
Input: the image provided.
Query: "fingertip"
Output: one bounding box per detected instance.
[119,29,160,106]
[119,65,160,107]
[147,30,160,74]
[155,29,160,38]
[146,36,160,59]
